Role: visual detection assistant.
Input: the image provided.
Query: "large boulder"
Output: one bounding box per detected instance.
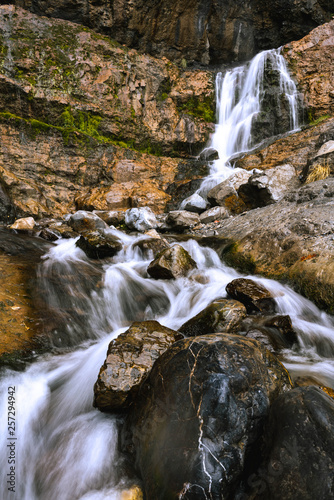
[226,278,277,314]
[94,321,183,412]
[199,206,229,223]
[207,170,252,208]
[124,334,292,499]
[179,298,247,336]
[180,193,210,214]
[242,314,299,353]
[238,164,299,208]
[147,244,197,280]
[249,386,334,500]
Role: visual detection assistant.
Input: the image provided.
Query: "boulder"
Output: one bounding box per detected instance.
[93,321,183,412]
[165,210,200,231]
[125,207,158,232]
[242,314,298,353]
[124,334,292,500]
[199,206,229,223]
[133,237,170,259]
[238,164,299,208]
[207,170,252,208]
[180,193,210,213]
[249,386,334,500]
[68,210,107,233]
[199,148,219,161]
[93,210,126,226]
[179,299,247,336]
[226,278,276,314]
[10,217,36,231]
[75,230,122,259]
[147,244,197,280]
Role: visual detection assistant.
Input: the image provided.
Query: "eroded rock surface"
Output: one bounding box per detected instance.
[94,321,183,412]
[124,334,292,499]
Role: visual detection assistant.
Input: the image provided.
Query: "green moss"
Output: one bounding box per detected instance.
[177,95,215,122]
[308,113,330,126]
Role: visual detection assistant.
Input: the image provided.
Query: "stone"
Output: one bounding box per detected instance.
[238,164,299,208]
[93,321,183,412]
[226,278,276,314]
[249,387,334,500]
[165,210,200,231]
[10,217,36,231]
[124,334,292,500]
[93,210,125,226]
[180,193,209,213]
[133,237,169,259]
[315,140,334,158]
[124,207,158,232]
[207,170,252,207]
[75,230,122,259]
[179,298,247,336]
[199,206,229,223]
[243,315,298,353]
[199,148,219,161]
[68,211,107,233]
[147,244,197,280]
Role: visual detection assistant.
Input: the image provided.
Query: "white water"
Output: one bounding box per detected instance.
[0,50,332,499]
[197,48,299,197]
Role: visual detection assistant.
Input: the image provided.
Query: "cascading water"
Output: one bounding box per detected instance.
[195,48,300,197]
[0,49,332,499]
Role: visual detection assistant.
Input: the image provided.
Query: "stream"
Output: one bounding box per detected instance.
[0,48,333,499]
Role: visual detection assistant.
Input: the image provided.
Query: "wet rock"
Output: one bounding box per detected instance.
[238,164,299,208]
[226,278,276,314]
[75,230,122,259]
[93,321,183,412]
[199,148,219,161]
[93,210,125,226]
[10,217,36,231]
[207,170,252,208]
[242,315,298,352]
[133,237,169,259]
[124,334,292,500]
[249,386,334,500]
[165,210,200,232]
[147,244,197,280]
[124,207,158,232]
[199,206,229,223]
[180,193,209,214]
[179,299,247,336]
[0,183,15,224]
[68,211,107,233]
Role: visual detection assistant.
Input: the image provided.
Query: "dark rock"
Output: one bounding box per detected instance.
[199,148,219,161]
[75,230,122,259]
[242,314,298,352]
[94,321,183,412]
[124,334,292,499]
[0,182,15,224]
[249,386,334,500]
[179,298,247,336]
[93,210,126,226]
[147,244,197,280]
[226,278,276,314]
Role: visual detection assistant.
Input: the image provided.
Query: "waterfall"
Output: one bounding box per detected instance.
[197,48,300,196]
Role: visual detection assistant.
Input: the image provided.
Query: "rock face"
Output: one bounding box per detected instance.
[179,299,247,336]
[250,386,334,500]
[199,178,334,314]
[10,0,332,66]
[94,321,182,412]
[124,334,292,499]
[147,244,197,280]
[0,5,214,220]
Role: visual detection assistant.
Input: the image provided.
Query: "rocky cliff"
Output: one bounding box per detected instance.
[9,0,333,66]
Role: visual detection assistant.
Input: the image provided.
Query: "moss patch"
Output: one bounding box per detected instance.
[177,95,215,122]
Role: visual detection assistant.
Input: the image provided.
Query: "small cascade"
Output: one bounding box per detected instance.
[198,48,300,196]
